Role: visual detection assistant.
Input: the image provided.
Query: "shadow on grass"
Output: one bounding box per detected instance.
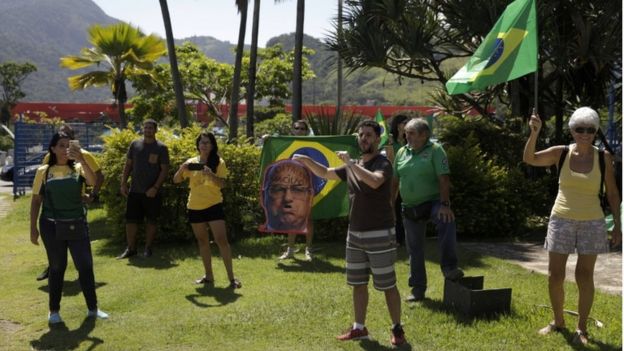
[30,318,102,350]
[553,329,623,351]
[405,297,516,326]
[38,280,107,297]
[275,255,344,273]
[185,285,242,308]
[359,339,412,350]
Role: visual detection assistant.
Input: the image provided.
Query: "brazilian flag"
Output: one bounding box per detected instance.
[446,0,537,94]
[374,109,389,147]
[260,135,359,219]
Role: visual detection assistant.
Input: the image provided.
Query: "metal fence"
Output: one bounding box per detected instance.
[12,122,106,197]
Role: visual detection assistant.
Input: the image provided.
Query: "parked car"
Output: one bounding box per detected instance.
[0,152,46,183]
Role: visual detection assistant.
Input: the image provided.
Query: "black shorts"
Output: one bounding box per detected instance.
[125,192,161,224]
[187,203,225,224]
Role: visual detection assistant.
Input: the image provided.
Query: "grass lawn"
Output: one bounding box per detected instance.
[0,194,621,350]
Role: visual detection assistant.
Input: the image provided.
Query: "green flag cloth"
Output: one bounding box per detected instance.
[259,135,359,219]
[446,0,537,95]
[374,109,389,147]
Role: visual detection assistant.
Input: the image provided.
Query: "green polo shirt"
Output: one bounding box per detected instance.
[393,140,450,207]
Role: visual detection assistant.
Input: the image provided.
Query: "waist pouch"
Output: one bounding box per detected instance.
[402,201,434,222]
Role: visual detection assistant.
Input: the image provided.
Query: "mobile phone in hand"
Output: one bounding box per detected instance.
[187,163,205,171]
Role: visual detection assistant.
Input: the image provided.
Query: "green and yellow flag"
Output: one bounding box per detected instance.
[260,135,359,219]
[374,109,389,147]
[446,0,537,95]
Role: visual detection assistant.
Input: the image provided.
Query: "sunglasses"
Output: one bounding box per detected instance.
[574,127,597,134]
[293,127,307,131]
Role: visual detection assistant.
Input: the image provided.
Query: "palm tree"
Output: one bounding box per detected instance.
[229,0,249,141]
[275,0,305,122]
[60,23,166,128]
[159,0,188,127]
[246,0,261,138]
[335,0,343,119]
[292,0,305,121]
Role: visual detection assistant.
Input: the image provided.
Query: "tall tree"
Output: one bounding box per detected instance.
[335,0,343,118]
[246,0,261,138]
[229,0,249,141]
[0,62,37,126]
[275,0,305,121]
[60,23,166,128]
[159,0,188,127]
[292,0,305,121]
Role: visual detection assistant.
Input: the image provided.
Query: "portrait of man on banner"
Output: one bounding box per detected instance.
[260,159,314,234]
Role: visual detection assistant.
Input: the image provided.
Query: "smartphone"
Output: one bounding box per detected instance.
[69,140,80,149]
[187,163,205,171]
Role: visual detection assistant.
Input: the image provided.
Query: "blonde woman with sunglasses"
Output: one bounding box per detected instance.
[523,107,621,345]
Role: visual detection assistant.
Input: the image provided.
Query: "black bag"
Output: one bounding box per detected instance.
[402,201,434,222]
[55,218,86,241]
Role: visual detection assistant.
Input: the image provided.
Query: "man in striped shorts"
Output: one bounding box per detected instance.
[293,120,406,347]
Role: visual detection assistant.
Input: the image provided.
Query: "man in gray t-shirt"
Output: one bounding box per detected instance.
[117,119,169,259]
[293,120,406,346]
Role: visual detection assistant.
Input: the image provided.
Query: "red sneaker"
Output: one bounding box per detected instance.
[391,325,406,346]
[336,327,369,341]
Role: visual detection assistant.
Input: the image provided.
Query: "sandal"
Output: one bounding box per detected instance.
[572,329,589,345]
[538,322,565,335]
[229,278,242,289]
[194,276,214,285]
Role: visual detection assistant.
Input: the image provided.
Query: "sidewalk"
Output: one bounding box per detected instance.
[461,241,622,295]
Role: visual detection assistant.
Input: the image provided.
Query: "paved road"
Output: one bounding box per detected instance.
[461,241,621,295]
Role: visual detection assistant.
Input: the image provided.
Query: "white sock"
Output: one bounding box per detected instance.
[353,322,365,330]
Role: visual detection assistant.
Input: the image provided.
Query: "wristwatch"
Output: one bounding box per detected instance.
[440,201,450,207]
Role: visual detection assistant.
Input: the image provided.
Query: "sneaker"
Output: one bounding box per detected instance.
[391,324,406,346]
[36,267,49,281]
[48,312,63,324]
[279,248,295,260]
[405,291,425,302]
[87,309,109,319]
[304,247,313,261]
[143,247,153,258]
[229,278,242,289]
[336,327,369,341]
[444,268,464,281]
[116,248,137,259]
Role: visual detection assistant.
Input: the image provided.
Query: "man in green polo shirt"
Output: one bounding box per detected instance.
[393,118,463,302]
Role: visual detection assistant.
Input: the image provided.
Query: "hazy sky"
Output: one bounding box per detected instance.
[91,0,339,46]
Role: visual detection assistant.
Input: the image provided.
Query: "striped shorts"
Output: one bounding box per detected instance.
[345,227,397,291]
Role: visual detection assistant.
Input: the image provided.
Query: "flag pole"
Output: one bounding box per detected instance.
[534,0,539,115]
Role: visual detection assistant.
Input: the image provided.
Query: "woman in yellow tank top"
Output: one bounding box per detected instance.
[523,107,621,345]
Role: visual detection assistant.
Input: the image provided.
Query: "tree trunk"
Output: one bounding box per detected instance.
[246,0,261,139]
[336,0,343,119]
[292,0,305,122]
[115,78,128,128]
[159,0,188,127]
[229,2,249,142]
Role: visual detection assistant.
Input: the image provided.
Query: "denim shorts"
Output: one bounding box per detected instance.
[545,215,608,255]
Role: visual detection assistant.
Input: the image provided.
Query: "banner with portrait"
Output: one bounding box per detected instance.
[258,135,359,234]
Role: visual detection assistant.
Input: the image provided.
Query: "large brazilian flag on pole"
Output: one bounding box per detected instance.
[260,135,359,219]
[445,0,537,95]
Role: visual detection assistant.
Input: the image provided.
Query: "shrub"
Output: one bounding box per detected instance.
[441,123,554,238]
[254,113,293,138]
[99,124,263,242]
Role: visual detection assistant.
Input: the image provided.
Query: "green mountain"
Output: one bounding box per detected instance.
[0,0,434,105]
[0,0,118,102]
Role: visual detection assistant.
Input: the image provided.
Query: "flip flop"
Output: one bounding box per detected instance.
[195,276,214,285]
[538,322,565,335]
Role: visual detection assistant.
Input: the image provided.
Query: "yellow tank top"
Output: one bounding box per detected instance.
[551,146,603,220]
[181,156,228,210]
